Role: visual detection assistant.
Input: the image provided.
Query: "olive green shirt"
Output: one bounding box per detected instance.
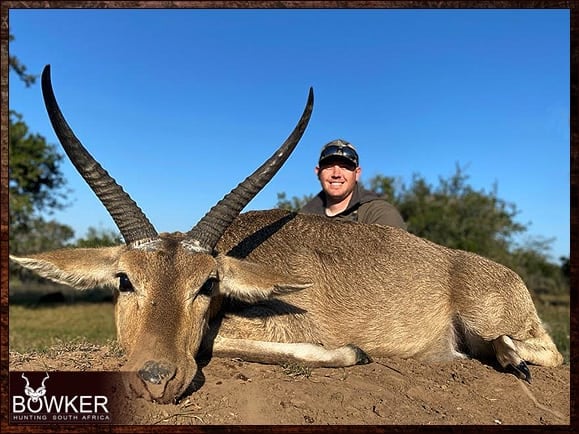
[300,184,407,229]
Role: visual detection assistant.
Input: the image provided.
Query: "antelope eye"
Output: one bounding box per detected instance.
[116,273,134,292]
[199,277,217,297]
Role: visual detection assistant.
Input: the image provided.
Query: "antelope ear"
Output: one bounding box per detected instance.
[10,246,125,290]
[216,255,312,302]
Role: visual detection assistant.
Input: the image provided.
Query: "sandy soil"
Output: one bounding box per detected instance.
[9,343,570,426]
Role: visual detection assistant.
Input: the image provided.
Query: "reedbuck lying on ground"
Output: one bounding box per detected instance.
[11,65,563,404]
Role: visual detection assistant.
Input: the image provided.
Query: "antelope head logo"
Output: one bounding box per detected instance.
[21,373,50,402]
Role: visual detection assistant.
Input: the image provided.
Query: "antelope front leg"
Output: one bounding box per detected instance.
[212,336,371,368]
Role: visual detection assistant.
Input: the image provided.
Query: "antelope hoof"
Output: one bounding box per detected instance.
[347,344,372,365]
[512,361,532,383]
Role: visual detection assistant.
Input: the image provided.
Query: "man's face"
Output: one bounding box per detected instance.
[315,157,361,203]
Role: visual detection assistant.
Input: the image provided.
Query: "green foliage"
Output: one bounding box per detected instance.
[276,192,312,211]
[10,218,74,255]
[74,227,123,248]
[9,32,37,87]
[395,165,526,266]
[560,256,570,284]
[510,247,569,296]
[9,111,69,223]
[9,110,72,261]
[367,174,400,204]
[9,34,72,263]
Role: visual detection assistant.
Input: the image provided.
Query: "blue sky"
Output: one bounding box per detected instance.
[9,8,570,260]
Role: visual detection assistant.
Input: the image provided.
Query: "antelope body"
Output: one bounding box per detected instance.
[11,66,563,404]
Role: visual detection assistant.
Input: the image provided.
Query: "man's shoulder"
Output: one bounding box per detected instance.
[300,192,325,214]
[358,197,406,229]
[359,197,397,212]
[356,185,381,204]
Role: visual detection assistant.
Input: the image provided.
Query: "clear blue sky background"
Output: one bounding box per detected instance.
[9,8,570,261]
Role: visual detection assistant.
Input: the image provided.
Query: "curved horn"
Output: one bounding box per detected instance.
[21,373,30,389]
[40,373,50,388]
[185,88,314,251]
[41,65,158,245]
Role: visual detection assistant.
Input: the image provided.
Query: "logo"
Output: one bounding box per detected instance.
[11,372,112,424]
[22,373,49,403]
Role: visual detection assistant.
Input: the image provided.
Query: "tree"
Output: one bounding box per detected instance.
[75,227,123,248]
[9,112,69,225]
[560,256,570,284]
[510,245,568,296]
[395,165,526,266]
[9,32,72,258]
[10,217,75,281]
[367,174,400,204]
[10,218,75,255]
[9,33,37,87]
[276,192,312,211]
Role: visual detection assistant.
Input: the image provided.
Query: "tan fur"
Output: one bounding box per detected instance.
[10,210,563,403]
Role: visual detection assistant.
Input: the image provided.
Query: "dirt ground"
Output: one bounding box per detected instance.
[9,343,570,426]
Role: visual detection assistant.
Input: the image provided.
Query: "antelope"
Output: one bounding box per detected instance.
[10,65,563,404]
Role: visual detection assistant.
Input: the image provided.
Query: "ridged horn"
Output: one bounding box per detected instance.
[185,88,314,252]
[41,65,158,245]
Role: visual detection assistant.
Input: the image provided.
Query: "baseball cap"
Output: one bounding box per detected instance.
[318,139,359,168]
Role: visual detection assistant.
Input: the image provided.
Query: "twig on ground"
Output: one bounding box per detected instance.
[153,411,205,424]
[374,360,405,376]
[518,380,566,422]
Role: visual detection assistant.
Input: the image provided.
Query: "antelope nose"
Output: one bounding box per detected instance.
[138,360,176,385]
